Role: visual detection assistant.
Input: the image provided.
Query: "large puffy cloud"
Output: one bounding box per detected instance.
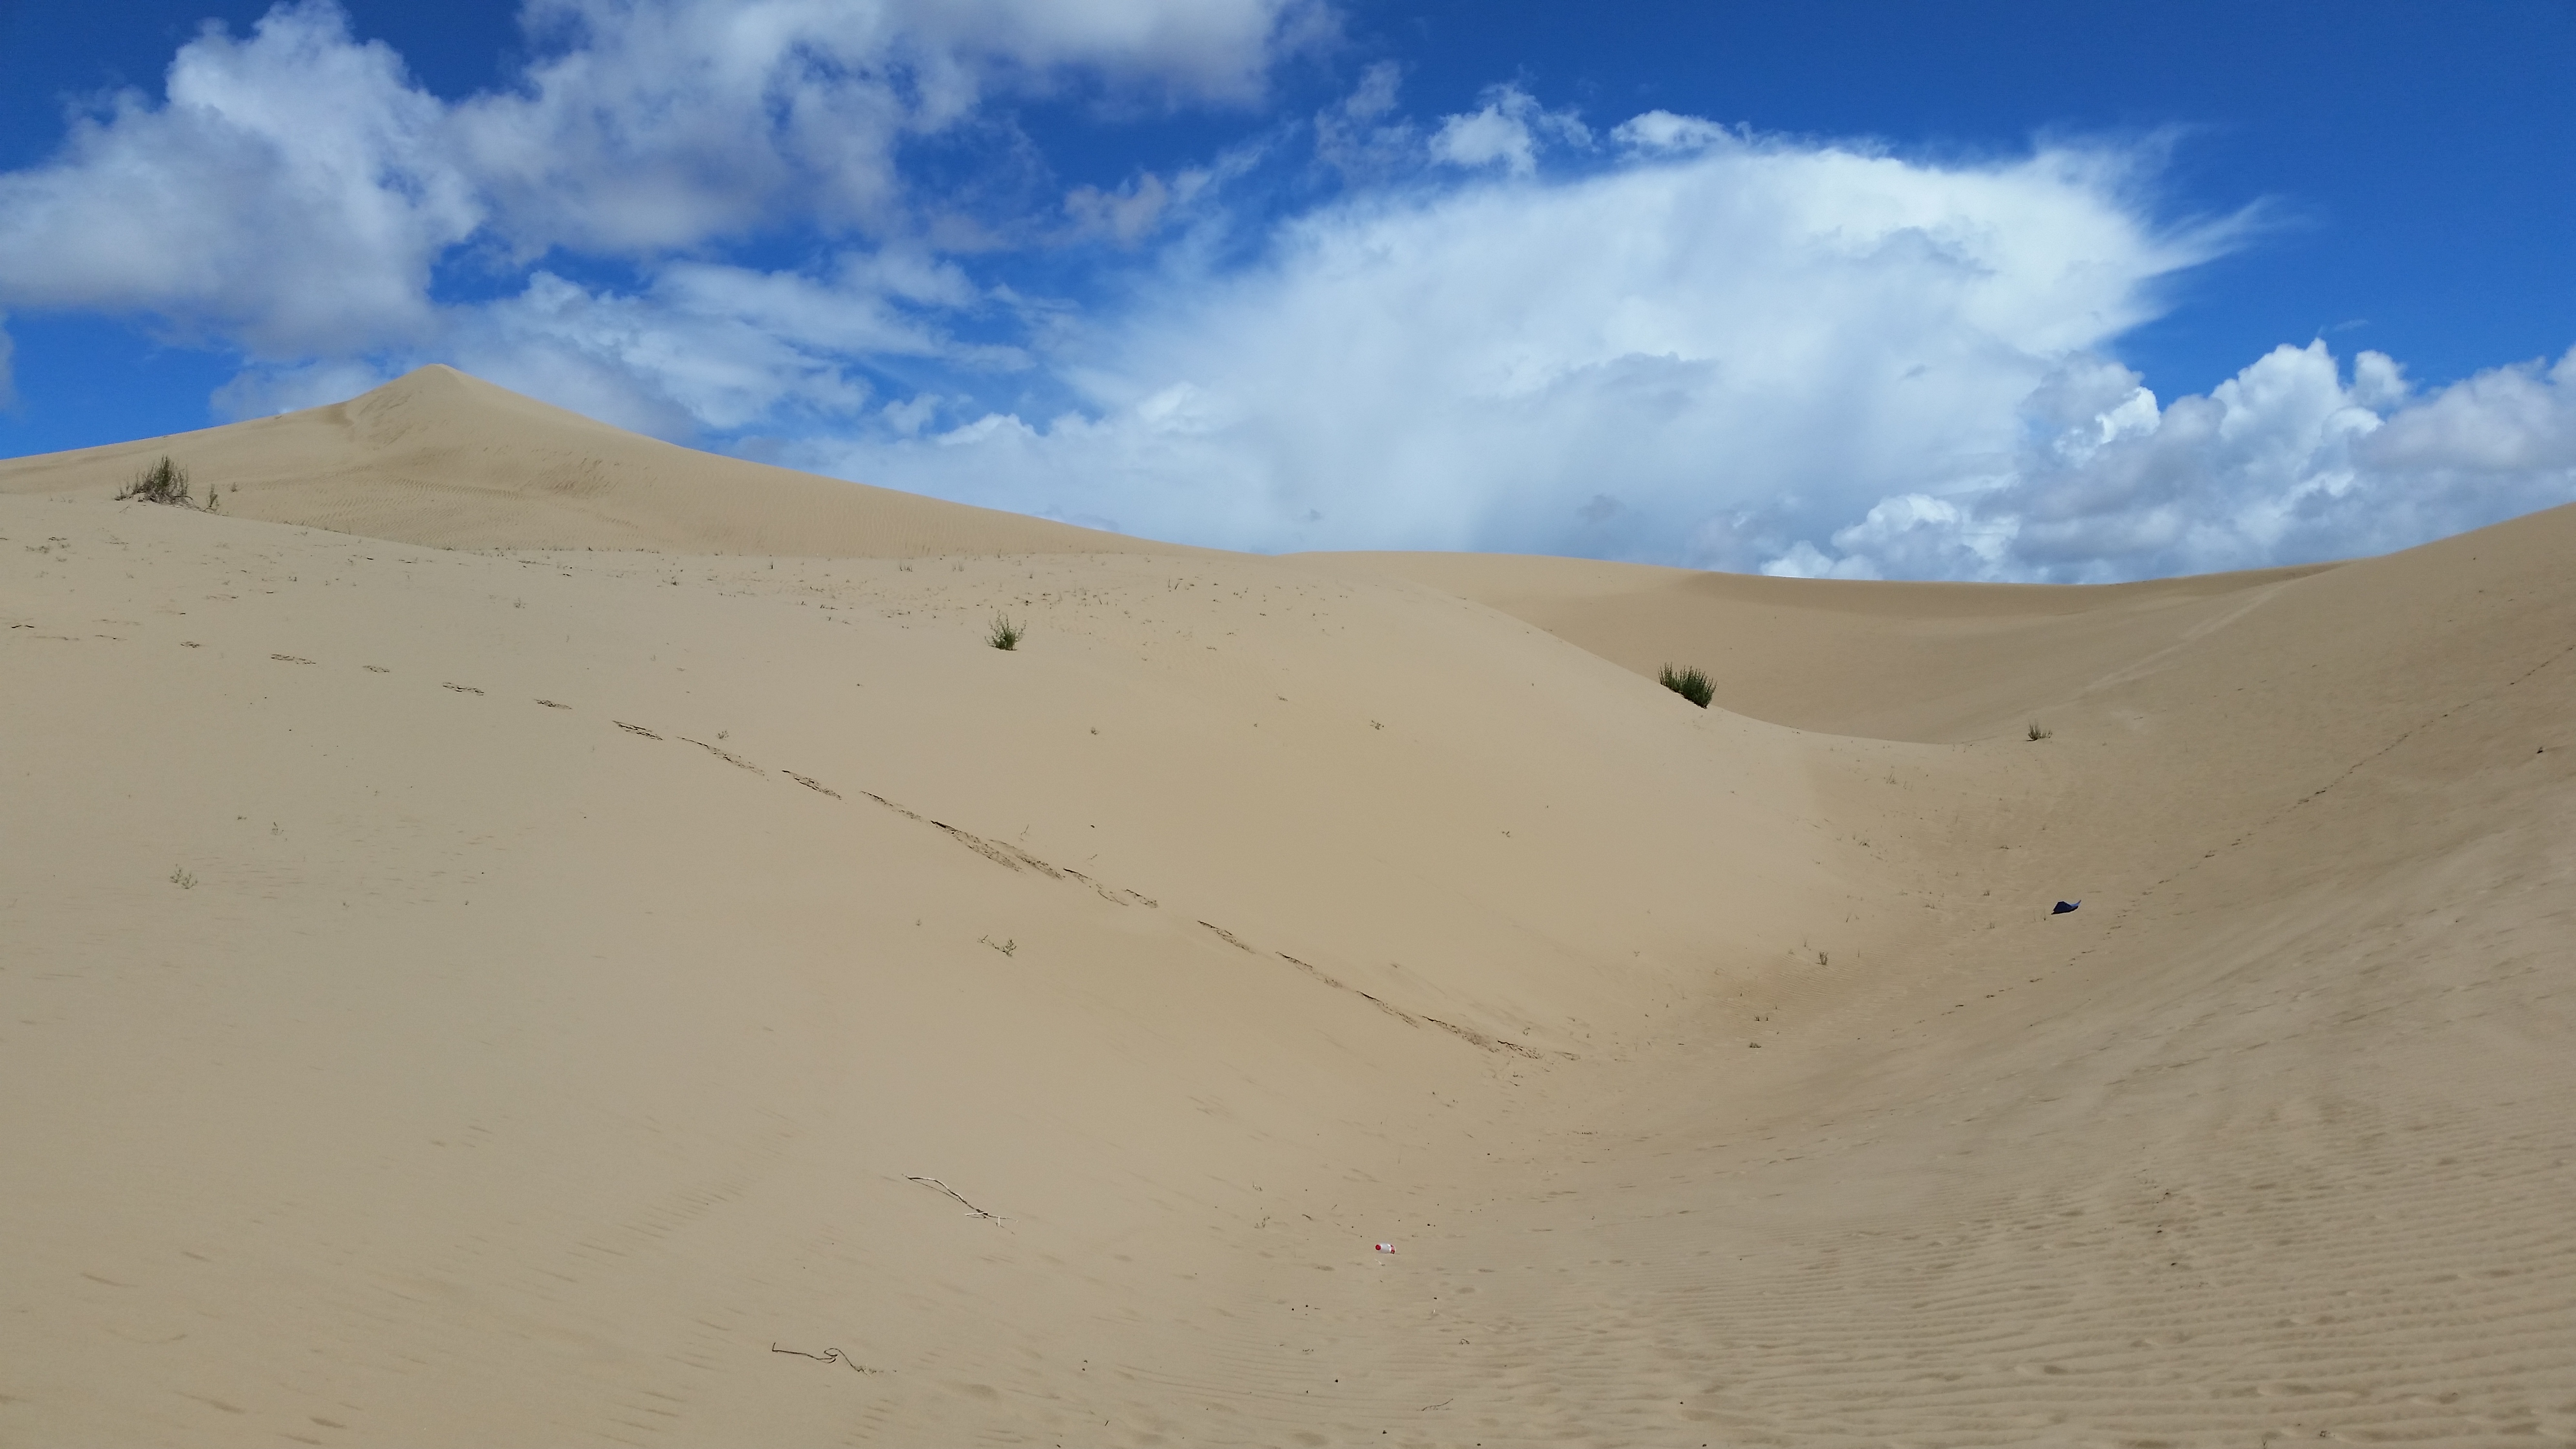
[1779,342,2576,582]
[808,128,2232,559]
[0,2,474,353]
[0,0,1312,446]
[0,0,1317,338]
[1985,343,2395,579]
[2368,347,2576,473]
[787,104,2576,579]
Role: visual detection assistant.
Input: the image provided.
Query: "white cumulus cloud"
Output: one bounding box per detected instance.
[1429,84,1590,177]
[803,130,2233,562]
[787,114,2576,580]
[0,1,474,354]
[0,0,1315,335]
[1772,341,2576,582]
[1611,110,1729,154]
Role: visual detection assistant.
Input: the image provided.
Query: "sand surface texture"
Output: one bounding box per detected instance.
[5,369,2571,1447]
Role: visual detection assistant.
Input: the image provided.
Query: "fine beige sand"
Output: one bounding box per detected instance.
[4,367,2571,1447]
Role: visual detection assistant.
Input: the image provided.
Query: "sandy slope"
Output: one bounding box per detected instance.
[2,370,2570,1447]
[0,365,1165,558]
[1307,550,2337,744]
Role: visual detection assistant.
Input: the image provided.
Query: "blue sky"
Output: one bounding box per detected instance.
[2,0,2571,580]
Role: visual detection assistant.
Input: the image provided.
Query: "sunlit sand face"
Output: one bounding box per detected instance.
[4,368,2572,1446]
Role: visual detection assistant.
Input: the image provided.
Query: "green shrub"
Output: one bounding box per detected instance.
[117,456,191,506]
[1659,663,1713,708]
[987,614,1024,651]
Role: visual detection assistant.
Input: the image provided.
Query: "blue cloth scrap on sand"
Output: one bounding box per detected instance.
[2052,900,2081,915]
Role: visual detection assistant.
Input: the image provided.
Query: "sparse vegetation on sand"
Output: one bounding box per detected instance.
[987,614,1024,651]
[2028,719,2053,741]
[118,456,193,507]
[1659,663,1713,708]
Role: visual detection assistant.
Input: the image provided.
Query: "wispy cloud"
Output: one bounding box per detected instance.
[450,0,1324,256]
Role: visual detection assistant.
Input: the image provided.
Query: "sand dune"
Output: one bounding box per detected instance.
[3,369,2570,1446]
[0,365,1168,558]
[1308,550,2336,743]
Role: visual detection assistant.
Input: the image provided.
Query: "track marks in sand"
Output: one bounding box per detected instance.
[926,817,1067,878]
[781,771,839,799]
[1278,951,1420,1029]
[675,735,760,773]
[846,785,1161,908]
[1264,947,1551,1059]
[567,680,1192,923]
[1423,1014,1546,1058]
[1199,920,1257,952]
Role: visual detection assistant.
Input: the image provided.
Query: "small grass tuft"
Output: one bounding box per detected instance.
[987,613,1024,651]
[2027,719,2053,741]
[117,455,192,506]
[169,866,196,889]
[1658,663,1713,708]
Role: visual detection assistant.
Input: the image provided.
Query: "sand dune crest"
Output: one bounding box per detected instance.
[0,365,1173,558]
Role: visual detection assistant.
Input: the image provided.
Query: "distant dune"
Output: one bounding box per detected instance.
[5,369,2570,1446]
[0,364,1171,558]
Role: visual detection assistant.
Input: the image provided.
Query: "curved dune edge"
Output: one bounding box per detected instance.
[2,373,2571,1446]
[0,365,1183,559]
